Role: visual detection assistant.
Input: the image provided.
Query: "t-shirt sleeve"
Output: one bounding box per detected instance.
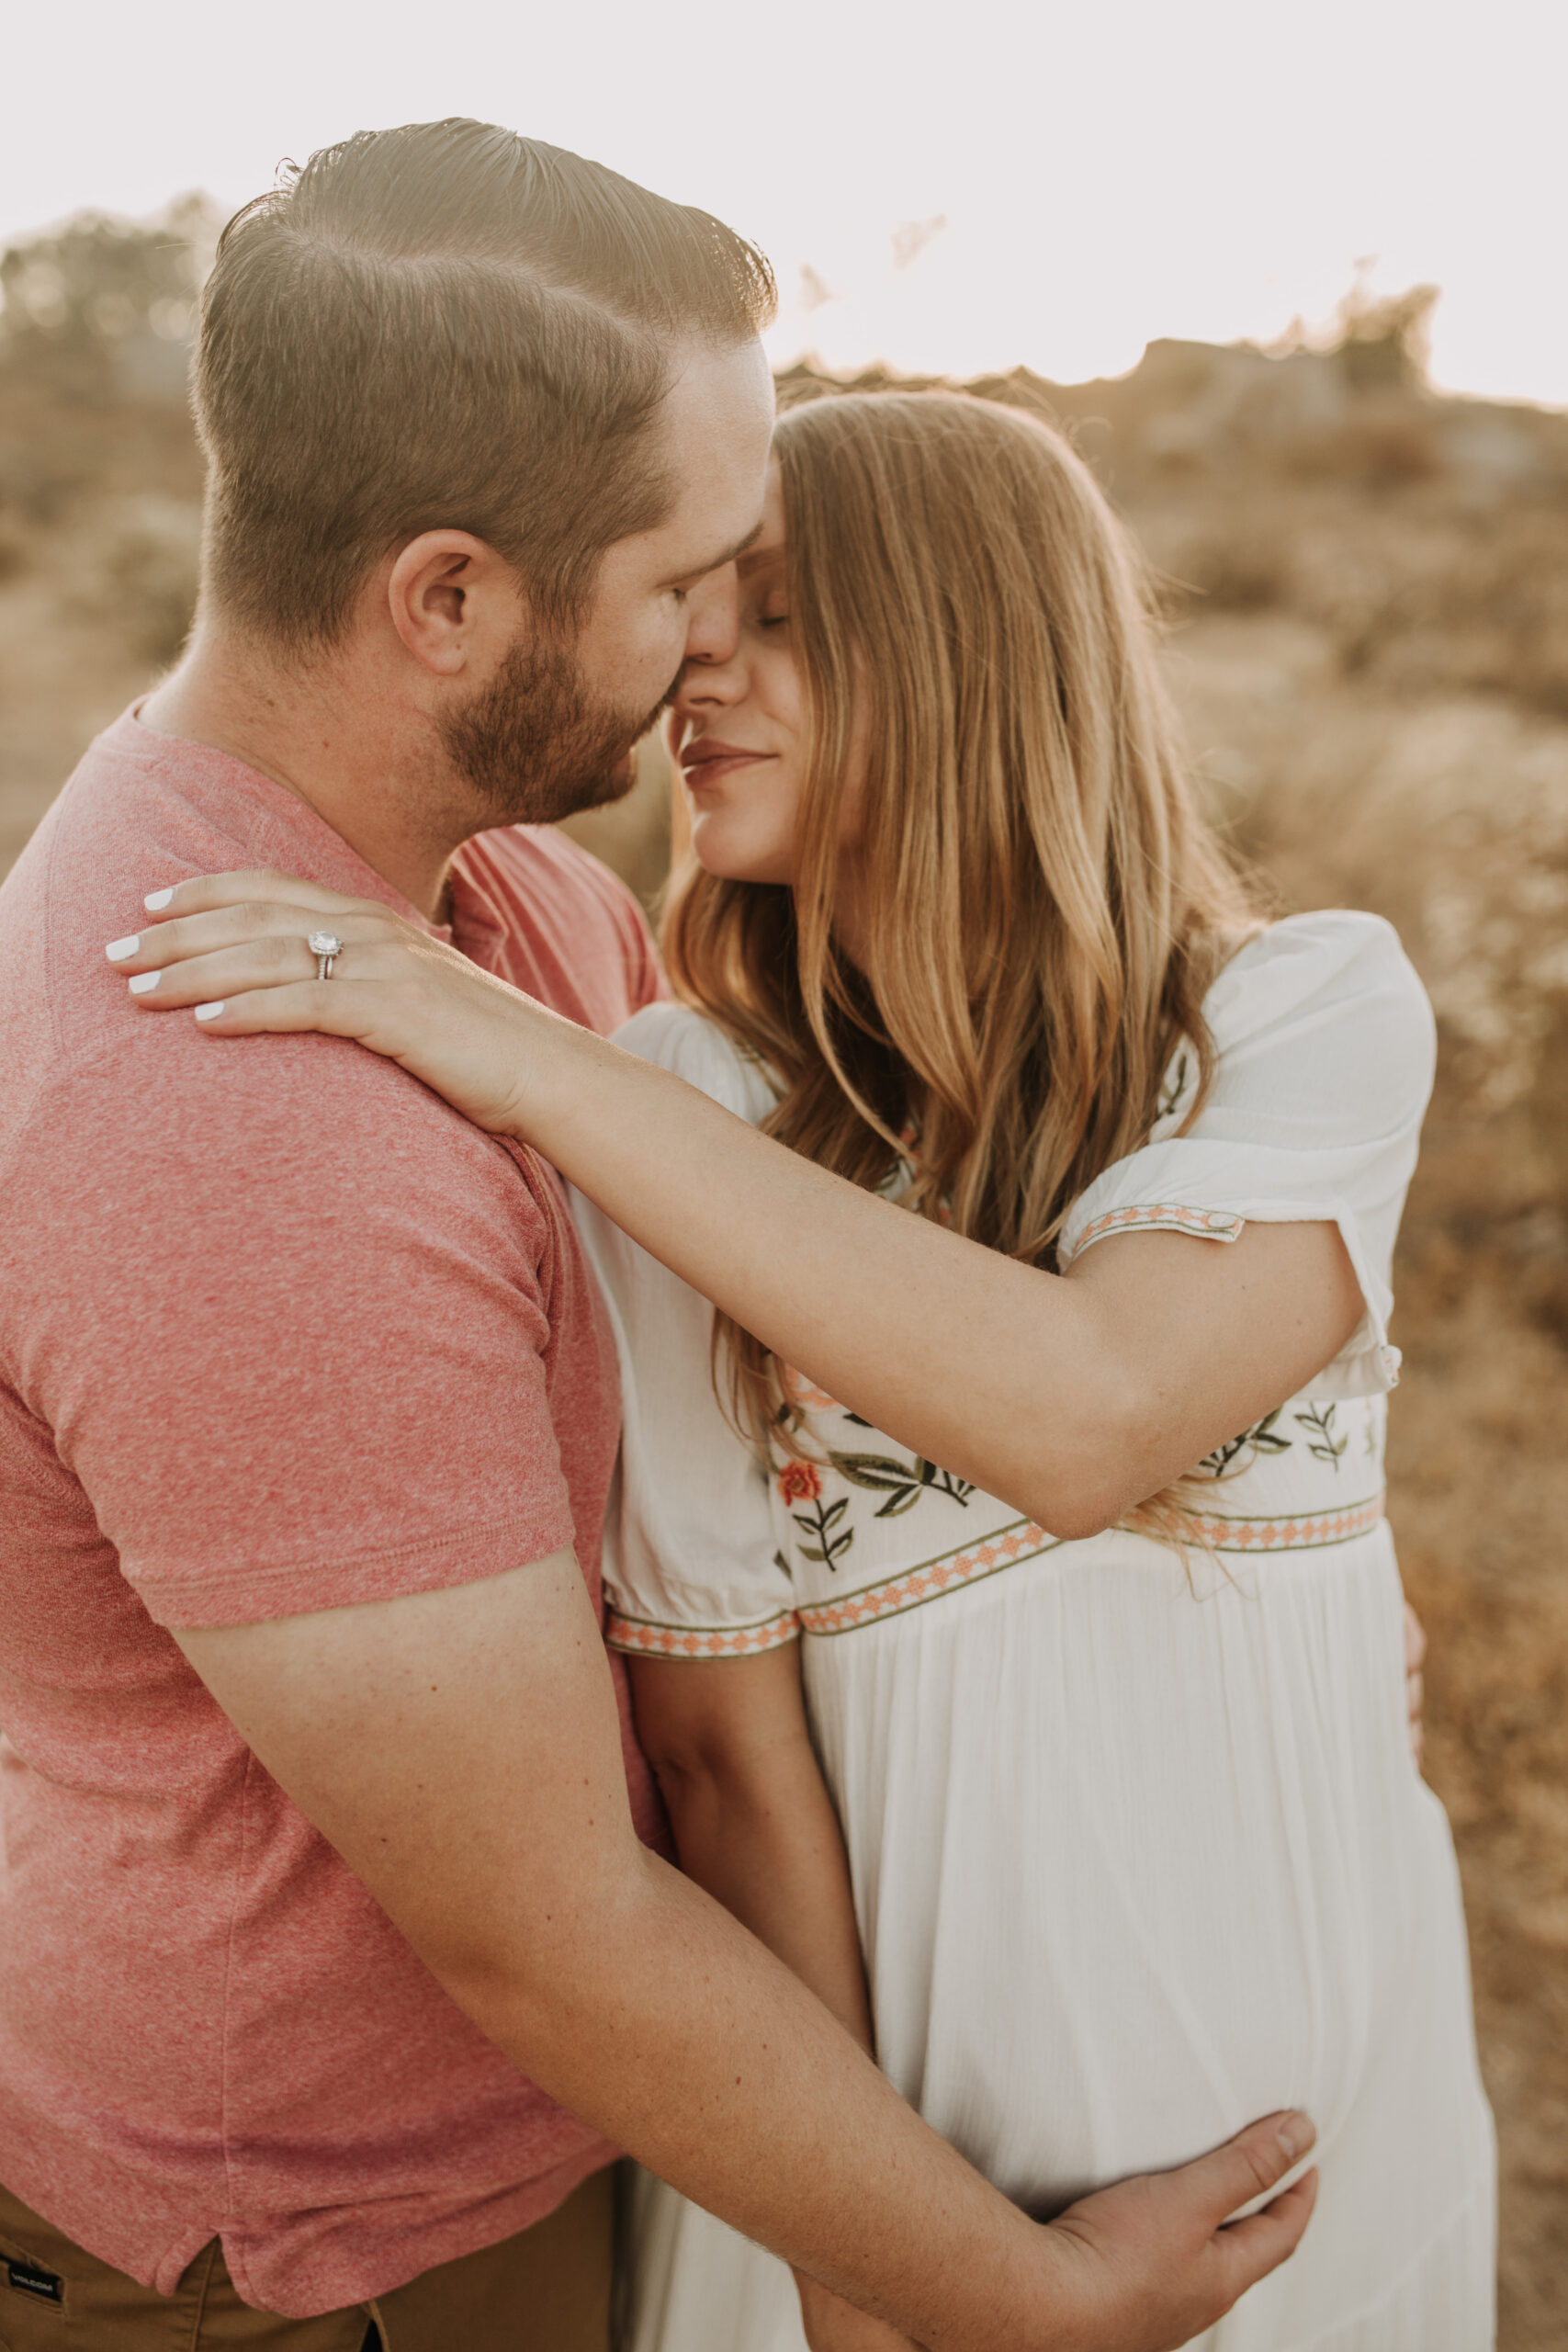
[9,1030,583,1628]
[568,1006,798,1658]
[1057,911,1437,1398]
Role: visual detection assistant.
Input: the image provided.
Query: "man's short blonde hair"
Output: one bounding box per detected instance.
[194,119,775,651]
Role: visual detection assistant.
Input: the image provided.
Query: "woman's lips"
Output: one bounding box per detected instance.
[680,745,773,787]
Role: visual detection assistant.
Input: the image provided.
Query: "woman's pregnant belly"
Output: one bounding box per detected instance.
[803,1527,1488,2286]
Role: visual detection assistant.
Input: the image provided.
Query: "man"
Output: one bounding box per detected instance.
[0,120,1314,2349]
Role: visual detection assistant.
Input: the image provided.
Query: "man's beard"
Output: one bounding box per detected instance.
[437,632,674,827]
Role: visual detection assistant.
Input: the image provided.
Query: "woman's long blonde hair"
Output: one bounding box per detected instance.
[663,390,1259,1450]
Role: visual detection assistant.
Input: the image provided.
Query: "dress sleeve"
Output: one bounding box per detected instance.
[1057,912,1437,1398]
[568,1006,799,1658]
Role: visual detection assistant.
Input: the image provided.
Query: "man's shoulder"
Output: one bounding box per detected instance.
[0,724,556,1261]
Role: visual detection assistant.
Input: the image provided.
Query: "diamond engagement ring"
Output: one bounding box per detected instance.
[308,931,344,980]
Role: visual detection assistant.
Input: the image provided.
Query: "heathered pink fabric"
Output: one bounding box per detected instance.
[0,710,666,2315]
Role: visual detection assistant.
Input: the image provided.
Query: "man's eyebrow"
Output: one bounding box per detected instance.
[666,519,764,585]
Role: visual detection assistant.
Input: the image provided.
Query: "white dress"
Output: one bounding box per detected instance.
[571,911,1496,2352]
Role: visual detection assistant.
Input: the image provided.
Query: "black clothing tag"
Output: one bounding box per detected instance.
[6,2255,63,2302]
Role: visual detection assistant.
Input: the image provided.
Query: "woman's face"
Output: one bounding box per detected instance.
[668,459,815,887]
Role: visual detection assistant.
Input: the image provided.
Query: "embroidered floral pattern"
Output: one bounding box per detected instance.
[773,1439,977,1576]
[788,1490,1389,1640]
[778,1460,821,1506]
[611,1479,1388,1656]
[1065,1203,1245,1262]
[779,1459,854,1569]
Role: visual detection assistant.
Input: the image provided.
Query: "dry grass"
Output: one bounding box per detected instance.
[2,327,1565,2345]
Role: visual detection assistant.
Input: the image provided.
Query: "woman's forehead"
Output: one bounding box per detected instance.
[737,463,788,573]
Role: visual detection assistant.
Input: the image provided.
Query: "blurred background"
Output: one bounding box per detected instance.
[2,4,1564,2340]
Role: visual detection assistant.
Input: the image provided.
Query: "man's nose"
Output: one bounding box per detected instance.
[682,564,741,671]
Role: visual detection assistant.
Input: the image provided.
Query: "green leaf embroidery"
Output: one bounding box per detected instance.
[1293,1402,1348,1469]
[829,1451,924,1491]
[826,1447,976,1523]
[791,1493,854,1571]
[1198,1408,1292,1479]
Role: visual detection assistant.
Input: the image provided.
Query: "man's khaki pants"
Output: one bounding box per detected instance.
[0,2171,614,2351]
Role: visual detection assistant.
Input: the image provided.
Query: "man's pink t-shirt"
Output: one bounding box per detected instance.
[0,711,666,2315]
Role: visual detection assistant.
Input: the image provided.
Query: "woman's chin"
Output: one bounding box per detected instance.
[689,825,795,888]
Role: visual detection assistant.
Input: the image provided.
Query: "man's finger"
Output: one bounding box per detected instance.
[1171,2110,1316,2226]
[1404,1602,1427,1673]
[1209,2169,1318,2299]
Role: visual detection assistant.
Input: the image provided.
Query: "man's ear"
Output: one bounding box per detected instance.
[386,531,525,676]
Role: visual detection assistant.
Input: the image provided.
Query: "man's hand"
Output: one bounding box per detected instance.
[1404,1600,1427,1770]
[1042,2112,1317,2352]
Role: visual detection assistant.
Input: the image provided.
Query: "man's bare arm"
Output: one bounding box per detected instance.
[175,1555,1315,2352]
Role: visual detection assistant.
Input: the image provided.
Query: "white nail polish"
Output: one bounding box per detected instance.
[106,934,141,962]
[128,971,161,995]
[194,1001,226,1021]
[144,888,175,911]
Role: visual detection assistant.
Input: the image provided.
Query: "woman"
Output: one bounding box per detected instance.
[117,391,1493,2349]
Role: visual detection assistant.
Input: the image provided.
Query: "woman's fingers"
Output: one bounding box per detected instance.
[121,933,378,1008]
[186,979,387,1040]
[107,887,416,987]
[138,870,387,926]
[109,905,396,987]
[120,877,550,1140]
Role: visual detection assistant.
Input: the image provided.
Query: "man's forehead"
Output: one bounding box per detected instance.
[661,514,764,586]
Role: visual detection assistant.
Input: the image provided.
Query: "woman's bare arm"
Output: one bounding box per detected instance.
[632,1647,912,2352]
[118,875,1363,1537]
[631,1646,874,2046]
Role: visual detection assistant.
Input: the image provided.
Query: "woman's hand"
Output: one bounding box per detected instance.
[107,870,572,1138]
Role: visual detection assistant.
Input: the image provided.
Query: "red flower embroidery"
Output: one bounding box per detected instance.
[778,1460,822,1505]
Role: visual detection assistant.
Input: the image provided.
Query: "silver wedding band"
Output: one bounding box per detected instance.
[308,930,344,980]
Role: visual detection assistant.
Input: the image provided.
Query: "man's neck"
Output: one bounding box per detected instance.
[140,628,462,921]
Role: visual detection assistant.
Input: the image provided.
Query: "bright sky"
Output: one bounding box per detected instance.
[6,0,1564,406]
